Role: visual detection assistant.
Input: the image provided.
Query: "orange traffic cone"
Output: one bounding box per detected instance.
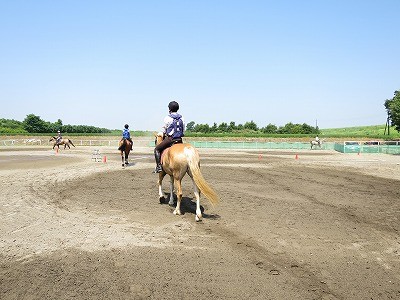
[295,154,298,159]
[103,156,107,163]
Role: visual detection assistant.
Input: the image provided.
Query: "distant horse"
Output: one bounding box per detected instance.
[49,136,75,150]
[310,139,324,150]
[155,132,219,221]
[118,139,133,167]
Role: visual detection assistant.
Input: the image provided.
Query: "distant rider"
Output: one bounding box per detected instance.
[315,135,320,145]
[118,124,133,150]
[56,130,62,144]
[153,101,185,173]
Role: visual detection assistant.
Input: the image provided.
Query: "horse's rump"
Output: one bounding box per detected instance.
[118,139,132,151]
[163,143,219,206]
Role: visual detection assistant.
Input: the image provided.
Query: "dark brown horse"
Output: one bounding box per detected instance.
[155,132,219,221]
[49,136,75,149]
[118,139,133,167]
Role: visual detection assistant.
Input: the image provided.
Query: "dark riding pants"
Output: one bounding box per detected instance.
[154,136,182,166]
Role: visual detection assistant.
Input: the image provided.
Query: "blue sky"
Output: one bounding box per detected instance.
[0,0,399,131]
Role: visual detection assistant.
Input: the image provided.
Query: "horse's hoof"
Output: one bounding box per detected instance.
[159,197,166,204]
[173,209,181,215]
[195,215,202,222]
[168,201,175,207]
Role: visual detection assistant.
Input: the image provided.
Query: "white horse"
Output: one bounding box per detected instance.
[310,139,324,149]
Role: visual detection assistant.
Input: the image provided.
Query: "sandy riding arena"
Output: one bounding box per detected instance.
[1,146,400,299]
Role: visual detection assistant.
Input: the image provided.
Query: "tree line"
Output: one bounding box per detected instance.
[385,90,400,132]
[2,90,400,135]
[186,120,320,134]
[0,114,111,134]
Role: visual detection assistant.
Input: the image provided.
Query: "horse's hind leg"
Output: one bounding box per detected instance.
[158,173,167,203]
[192,178,202,221]
[173,178,183,216]
[168,176,174,206]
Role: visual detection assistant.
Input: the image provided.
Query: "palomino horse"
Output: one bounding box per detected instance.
[118,139,133,167]
[49,136,75,150]
[155,132,219,221]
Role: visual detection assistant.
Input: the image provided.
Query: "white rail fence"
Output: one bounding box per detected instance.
[0,139,153,147]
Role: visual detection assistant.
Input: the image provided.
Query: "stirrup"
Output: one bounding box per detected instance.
[153,165,163,173]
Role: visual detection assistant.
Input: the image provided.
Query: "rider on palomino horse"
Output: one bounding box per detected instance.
[153,101,185,173]
[118,124,133,151]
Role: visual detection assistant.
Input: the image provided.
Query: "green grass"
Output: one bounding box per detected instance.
[320,125,400,139]
[1,125,399,140]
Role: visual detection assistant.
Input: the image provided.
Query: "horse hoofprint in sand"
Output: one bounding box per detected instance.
[155,133,219,221]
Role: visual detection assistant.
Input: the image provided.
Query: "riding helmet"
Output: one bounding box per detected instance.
[168,101,179,112]
[124,124,129,129]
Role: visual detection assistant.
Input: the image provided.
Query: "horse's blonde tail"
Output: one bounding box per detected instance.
[185,146,219,206]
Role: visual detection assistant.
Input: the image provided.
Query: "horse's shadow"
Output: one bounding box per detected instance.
[123,162,136,168]
[161,194,221,220]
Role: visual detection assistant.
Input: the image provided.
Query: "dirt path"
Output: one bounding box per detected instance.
[1,147,400,299]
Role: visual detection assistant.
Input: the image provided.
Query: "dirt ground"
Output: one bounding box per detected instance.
[0,145,400,300]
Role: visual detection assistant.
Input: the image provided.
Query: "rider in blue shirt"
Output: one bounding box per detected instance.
[118,124,133,150]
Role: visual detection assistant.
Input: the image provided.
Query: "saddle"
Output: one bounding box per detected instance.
[160,138,182,164]
[118,138,132,151]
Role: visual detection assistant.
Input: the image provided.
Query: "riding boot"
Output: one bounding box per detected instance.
[153,149,163,173]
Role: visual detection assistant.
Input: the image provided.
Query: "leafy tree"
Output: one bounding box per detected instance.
[194,124,211,133]
[218,122,228,132]
[244,120,258,131]
[261,123,278,133]
[301,123,316,134]
[228,121,236,131]
[186,121,195,131]
[23,114,48,133]
[384,90,400,131]
[0,118,26,133]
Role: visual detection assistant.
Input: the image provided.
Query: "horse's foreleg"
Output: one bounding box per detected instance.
[121,152,125,167]
[158,173,167,204]
[168,176,174,206]
[125,152,129,165]
[173,178,182,216]
[191,178,202,221]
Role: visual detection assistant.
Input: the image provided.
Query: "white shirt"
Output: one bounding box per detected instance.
[162,113,185,135]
